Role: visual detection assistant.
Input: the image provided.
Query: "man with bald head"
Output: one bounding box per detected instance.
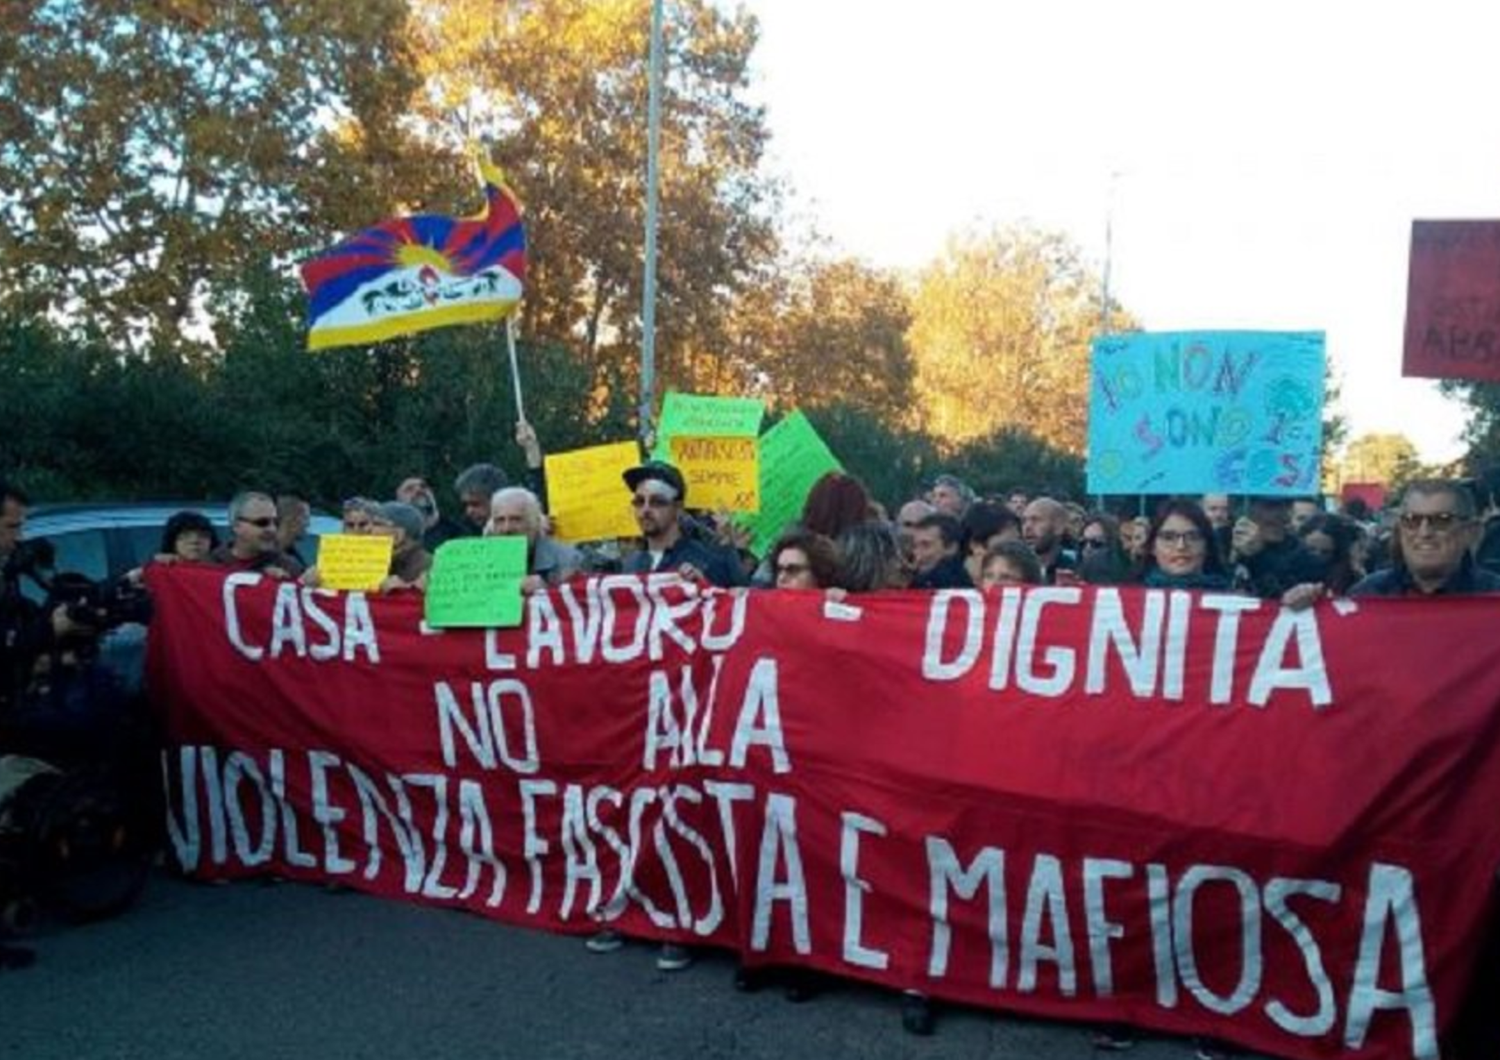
[486,486,581,591]
[1201,493,1233,558]
[895,499,935,566]
[1021,497,1077,585]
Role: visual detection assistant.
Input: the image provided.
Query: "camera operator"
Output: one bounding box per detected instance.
[0,481,72,971]
[2,483,159,968]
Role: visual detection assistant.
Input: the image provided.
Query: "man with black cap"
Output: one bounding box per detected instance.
[587,460,742,972]
[619,461,745,588]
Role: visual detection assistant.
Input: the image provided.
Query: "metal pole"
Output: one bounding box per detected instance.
[505,316,526,423]
[1100,170,1117,335]
[1093,171,1117,512]
[639,0,665,446]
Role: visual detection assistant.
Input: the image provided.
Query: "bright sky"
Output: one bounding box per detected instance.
[745,0,1500,463]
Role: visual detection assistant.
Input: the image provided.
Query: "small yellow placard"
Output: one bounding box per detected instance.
[544,440,643,542]
[669,435,760,513]
[315,534,394,591]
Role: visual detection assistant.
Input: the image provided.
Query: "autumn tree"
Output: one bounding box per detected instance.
[1339,432,1421,488]
[735,256,915,423]
[0,1,445,355]
[404,0,778,410]
[907,225,1132,453]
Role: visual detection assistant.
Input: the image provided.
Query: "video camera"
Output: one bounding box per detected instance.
[2,540,151,638]
[46,572,152,634]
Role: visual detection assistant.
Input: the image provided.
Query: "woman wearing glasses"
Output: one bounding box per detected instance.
[767,530,839,591]
[1140,499,1231,591]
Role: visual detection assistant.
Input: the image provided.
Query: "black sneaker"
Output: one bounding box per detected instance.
[782,969,820,1003]
[0,944,36,971]
[901,991,935,1036]
[733,963,769,992]
[1092,1024,1137,1051]
[1194,1038,1239,1060]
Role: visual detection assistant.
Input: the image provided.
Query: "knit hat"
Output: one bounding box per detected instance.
[377,501,425,543]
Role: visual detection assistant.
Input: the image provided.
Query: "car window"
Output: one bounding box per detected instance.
[18,528,112,604]
[295,532,321,566]
[122,525,166,568]
[43,529,111,582]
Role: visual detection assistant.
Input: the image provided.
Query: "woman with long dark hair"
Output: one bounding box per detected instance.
[1298,513,1363,595]
[1140,499,1230,590]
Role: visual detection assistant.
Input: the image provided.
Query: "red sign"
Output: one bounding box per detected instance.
[1340,483,1386,512]
[1403,219,1500,382]
[145,567,1500,1060]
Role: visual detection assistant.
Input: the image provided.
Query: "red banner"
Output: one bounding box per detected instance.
[145,566,1500,1060]
[1403,219,1500,383]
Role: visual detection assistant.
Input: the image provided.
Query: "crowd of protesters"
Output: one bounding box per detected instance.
[5,421,1500,1059]
[184,452,1500,618]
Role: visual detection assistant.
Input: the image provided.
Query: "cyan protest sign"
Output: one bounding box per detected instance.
[1087,331,1325,496]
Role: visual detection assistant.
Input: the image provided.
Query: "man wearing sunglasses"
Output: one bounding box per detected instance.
[1349,479,1500,596]
[210,491,303,579]
[621,462,744,589]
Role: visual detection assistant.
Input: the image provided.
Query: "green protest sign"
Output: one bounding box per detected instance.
[652,392,764,461]
[424,536,528,628]
[735,410,842,557]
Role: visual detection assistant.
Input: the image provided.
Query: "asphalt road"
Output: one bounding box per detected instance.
[3,873,1263,1060]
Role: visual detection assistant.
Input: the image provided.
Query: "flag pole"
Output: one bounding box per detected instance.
[1094,170,1118,513]
[505,315,526,423]
[639,0,665,446]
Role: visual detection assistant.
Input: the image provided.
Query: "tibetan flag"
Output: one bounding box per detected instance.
[300,155,526,351]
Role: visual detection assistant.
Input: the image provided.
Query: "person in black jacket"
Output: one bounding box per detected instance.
[908,512,972,590]
[1348,479,1500,597]
[619,462,745,589]
[1230,497,1322,599]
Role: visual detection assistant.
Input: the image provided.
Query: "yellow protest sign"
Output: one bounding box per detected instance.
[669,435,760,513]
[544,440,643,542]
[315,534,393,591]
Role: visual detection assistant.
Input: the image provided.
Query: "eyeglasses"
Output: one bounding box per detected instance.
[775,562,811,578]
[631,495,674,509]
[1081,538,1108,550]
[237,516,278,528]
[1157,529,1205,548]
[1399,511,1466,532]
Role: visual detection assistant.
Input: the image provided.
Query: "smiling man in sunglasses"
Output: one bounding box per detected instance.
[1350,479,1500,597]
[210,491,303,580]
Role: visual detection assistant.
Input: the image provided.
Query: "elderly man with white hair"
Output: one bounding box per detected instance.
[485,486,582,591]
